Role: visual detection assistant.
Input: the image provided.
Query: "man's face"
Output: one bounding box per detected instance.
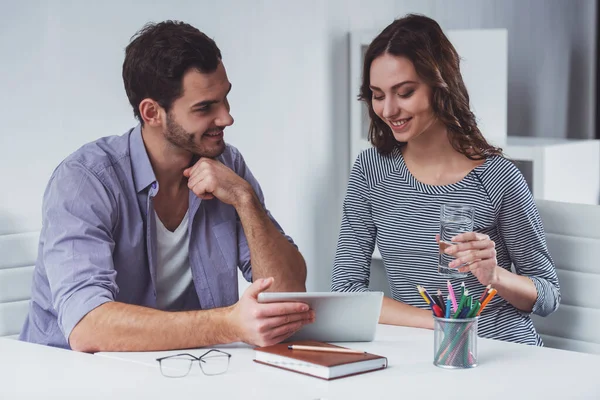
[162,62,234,158]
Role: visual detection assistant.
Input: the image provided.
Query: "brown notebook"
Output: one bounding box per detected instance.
[253,340,388,380]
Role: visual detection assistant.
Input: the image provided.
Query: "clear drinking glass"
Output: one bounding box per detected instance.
[433,316,478,369]
[438,204,475,278]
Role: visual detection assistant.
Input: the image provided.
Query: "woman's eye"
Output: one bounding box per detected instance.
[399,90,415,98]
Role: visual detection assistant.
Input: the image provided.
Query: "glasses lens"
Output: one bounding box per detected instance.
[199,352,230,376]
[159,355,194,378]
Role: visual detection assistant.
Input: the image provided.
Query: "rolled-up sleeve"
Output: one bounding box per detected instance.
[498,166,561,317]
[231,149,296,282]
[42,161,118,341]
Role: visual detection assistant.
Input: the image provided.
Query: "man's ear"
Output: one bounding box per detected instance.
[139,99,163,127]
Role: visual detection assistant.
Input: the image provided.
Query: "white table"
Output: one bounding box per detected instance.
[0,325,600,400]
[2,324,599,399]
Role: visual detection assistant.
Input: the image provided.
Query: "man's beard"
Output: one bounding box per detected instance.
[164,112,225,159]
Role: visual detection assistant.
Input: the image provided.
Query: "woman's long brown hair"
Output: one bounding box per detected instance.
[360,14,502,160]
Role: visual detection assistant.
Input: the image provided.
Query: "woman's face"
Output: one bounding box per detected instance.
[369,53,438,143]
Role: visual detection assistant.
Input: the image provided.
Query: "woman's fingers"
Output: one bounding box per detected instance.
[445,239,495,255]
[450,248,496,267]
[457,258,497,273]
[451,232,489,243]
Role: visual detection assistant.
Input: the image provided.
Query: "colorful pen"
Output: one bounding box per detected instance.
[444,297,452,318]
[417,285,431,305]
[477,288,498,316]
[432,303,444,318]
[437,289,446,310]
[447,280,458,312]
[479,284,491,302]
[433,290,445,312]
[421,285,436,305]
[452,289,469,319]
[467,300,481,318]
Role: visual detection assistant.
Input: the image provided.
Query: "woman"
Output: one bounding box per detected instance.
[331,14,560,345]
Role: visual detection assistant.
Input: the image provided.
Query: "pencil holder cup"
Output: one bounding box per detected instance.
[433,316,478,369]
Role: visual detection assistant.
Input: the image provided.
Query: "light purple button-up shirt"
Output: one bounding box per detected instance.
[19,125,293,349]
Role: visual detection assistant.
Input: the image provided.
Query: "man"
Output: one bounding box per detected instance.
[19,21,312,352]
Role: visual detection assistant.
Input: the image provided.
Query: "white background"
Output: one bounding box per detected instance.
[1,0,597,291]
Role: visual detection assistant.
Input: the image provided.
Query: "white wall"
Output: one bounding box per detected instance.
[1,0,596,292]
[397,0,597,140]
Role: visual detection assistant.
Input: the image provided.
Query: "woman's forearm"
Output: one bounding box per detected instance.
[492,267,538,313]
[379,296,434,329]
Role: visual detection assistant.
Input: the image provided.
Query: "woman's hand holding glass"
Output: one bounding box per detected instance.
[445,232,498,286]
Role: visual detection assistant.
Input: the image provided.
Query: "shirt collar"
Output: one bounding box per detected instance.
[129,124,157,193]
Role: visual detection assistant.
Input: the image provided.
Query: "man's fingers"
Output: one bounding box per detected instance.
[185,160,204,178]
[190,179,217,200]
[187,174,201,189]
[189,173,219,198]
[244,277,274,300]
[184,158,214,180]
[187,168,210,189]
[265,328,305,347]
[255,302,310,318]
[266,320,309,342]
[260,311,315,332]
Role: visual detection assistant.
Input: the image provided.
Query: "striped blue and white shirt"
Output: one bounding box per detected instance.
[331,147,560,345]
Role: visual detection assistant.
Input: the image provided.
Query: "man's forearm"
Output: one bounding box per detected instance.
[235,192,306,292]
[379,296,434,329]
[69,302,237,353]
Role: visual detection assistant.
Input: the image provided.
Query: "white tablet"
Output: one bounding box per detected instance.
[257,291,383,342]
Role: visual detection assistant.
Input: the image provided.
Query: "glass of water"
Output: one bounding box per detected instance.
[438,204,475,278]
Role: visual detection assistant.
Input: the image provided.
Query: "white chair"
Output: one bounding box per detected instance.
[0,232,38,339]
[533,200,600,354]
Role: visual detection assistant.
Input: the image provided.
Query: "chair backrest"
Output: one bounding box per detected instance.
[533,200,600,354]
[0,232,38,338]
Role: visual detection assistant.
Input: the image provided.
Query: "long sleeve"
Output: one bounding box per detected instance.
[331,155,377,292]
[41,161,119,340]
[497,166,561,317]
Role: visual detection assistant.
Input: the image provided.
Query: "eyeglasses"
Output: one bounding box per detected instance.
[156,349,231,378]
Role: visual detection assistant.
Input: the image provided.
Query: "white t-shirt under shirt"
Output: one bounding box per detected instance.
[154,210,193,310]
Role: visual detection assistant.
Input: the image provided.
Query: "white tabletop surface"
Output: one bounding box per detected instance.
[3,324,600,399]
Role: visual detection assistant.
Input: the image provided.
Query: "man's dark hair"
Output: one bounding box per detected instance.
[123,21,222,123]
